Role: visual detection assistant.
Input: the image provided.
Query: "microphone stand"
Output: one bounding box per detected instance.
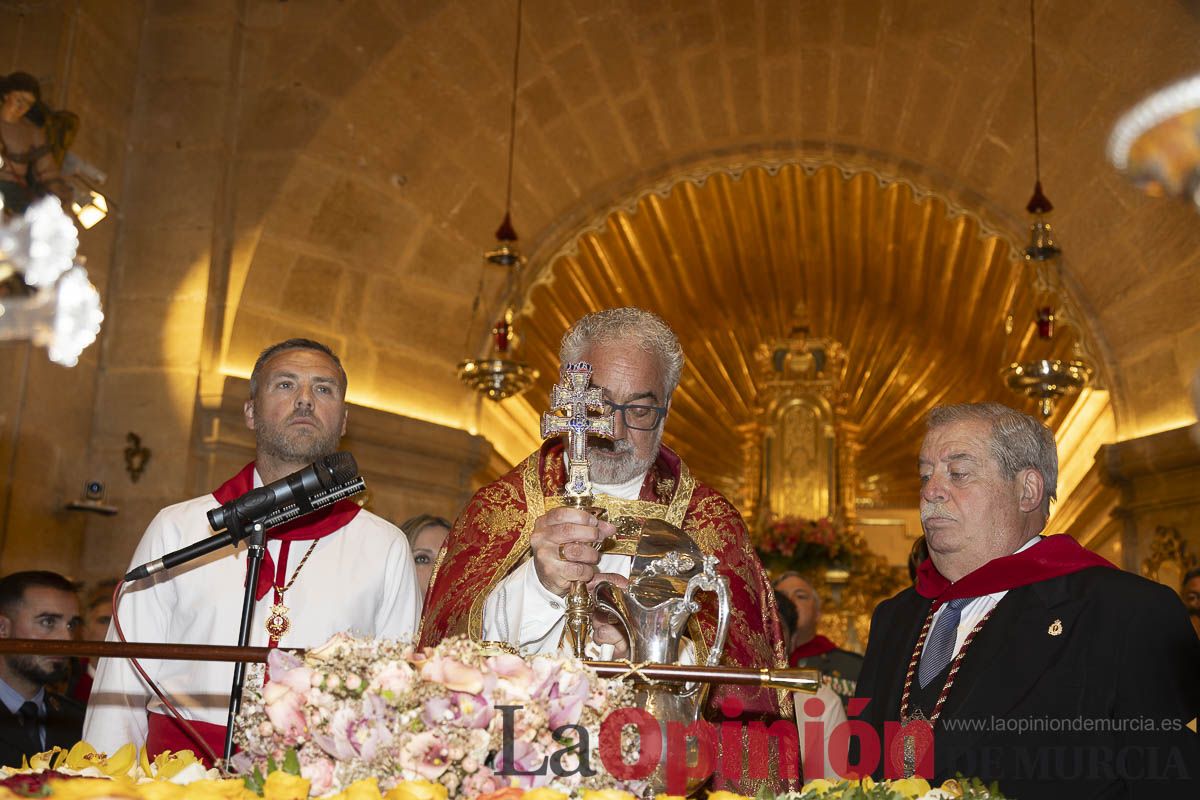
[117,473,366,764]
[223,511,264,763]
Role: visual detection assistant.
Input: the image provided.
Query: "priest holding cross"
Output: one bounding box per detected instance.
[537,361,615,657]
[421,307,792,754]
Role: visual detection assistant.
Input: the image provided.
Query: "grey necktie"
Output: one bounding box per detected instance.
[918,597,973,689]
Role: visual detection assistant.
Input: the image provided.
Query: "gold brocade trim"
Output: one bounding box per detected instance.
[464,453,698,645]
[544,495,668,520]
[426,532,452,594]
[666,462,694,527]
[466,454,545,639]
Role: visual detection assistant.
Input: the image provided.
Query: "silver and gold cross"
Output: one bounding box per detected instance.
[540,361,614,500]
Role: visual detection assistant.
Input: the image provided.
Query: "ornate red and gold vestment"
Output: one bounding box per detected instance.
[420,442,792,722]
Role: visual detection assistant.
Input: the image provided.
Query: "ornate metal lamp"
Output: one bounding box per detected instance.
[457,0,538,401]
[458,307,538,401]
[1108,74,1200,209]
[1001,0,1092,418]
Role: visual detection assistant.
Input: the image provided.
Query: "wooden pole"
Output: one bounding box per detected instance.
[0,639,819,692]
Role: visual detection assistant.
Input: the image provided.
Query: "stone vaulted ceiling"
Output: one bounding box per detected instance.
[216,0,1200,488]
[517,161,1082,505]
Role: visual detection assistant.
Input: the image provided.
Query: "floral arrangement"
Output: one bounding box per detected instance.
[756,516,843,575]
[0,741,219,789]
[0,759,1010,800]
[783,777,1007,800]
[230,634,639,798]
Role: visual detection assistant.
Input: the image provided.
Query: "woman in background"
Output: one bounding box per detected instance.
[400,513,451,596]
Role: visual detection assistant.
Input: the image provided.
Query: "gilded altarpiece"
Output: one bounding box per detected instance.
[739,313,854,530]
[740,313,901,651]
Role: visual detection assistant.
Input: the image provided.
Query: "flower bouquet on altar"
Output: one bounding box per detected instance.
[756,516,844,576]
[231,634,639,798]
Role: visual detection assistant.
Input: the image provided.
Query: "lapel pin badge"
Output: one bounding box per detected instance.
[1048,618,1064,636]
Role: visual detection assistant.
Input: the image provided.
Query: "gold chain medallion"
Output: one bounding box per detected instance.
[265,602,291,638]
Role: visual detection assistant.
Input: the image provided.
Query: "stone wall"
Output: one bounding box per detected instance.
[2,1,1199,586]
[0,1,143,576]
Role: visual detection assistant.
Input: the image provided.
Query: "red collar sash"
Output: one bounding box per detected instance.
[212,462,361,600]
[789,634,839,665]
[916,533,1115,607]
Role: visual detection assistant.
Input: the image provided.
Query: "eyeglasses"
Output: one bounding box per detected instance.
[602,400,668,431]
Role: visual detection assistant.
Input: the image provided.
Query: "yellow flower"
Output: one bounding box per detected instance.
[262,771,312,800]
[133,782,187,800]
[43,777,139,800]
[525,790,568,800]
[581,791,636,800]
[152,751,200,781]
[55,743,132,782]
[936,779,964,798]
[887,778,932,799]
[859,777,875,790]
[384,780,449,800]
[705,792,751,800]
[179,779,258,800]
[99,745,138,778]
[66,741,98,770]
[798,779,838,797]
[341,779,382,800]
[28,746,69,771]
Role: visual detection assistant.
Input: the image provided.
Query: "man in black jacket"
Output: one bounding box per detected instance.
[853,402,1200,798]
[0,571,84,767]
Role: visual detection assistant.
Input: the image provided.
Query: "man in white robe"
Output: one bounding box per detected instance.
[83,339,420,758]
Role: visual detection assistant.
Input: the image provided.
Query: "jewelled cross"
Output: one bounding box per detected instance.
[540,361,615,498]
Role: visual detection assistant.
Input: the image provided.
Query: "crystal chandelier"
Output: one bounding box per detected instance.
[0,195,103,366]
[1001,0,1092,419]
[457,0,538,402]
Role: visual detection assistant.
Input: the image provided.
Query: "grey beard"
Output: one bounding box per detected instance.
[587,436,660,485]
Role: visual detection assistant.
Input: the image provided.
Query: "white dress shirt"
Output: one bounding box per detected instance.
[83,469,421,753]
[924,536,1041,661]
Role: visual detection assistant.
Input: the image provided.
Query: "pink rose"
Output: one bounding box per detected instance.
[461,765,503,797]
[300,755,335,796]
[372,661,416,697]
[268,649,315,695]
[487,654,534,698]
[262,681,307,742]
[398,730,452,780]
[421,656,485,694]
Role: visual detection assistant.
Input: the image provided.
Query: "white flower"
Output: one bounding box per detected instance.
[44,266,102,367]
[14,196,78,287]
[918,790,958,800]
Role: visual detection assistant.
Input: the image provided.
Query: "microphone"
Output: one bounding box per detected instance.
[124,453,362,582]
[207,451,357,532]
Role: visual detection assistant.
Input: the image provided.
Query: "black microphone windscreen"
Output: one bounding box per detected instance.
[323,451,358,485]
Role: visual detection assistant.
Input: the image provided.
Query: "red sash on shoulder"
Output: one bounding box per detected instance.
[145,711,227,766]
[916,533,1115,607]
[789,634,839,665]
[212,462,361,600]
